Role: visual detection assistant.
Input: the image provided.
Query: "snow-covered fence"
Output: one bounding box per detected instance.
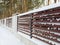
[0,3,60,45]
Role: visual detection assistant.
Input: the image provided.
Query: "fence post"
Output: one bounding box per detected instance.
[4,19,6,26]
[12,14,18,34]
[0,20,1,25]
[30,14,33,38]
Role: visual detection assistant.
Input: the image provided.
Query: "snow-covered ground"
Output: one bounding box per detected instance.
[0,26,25,45]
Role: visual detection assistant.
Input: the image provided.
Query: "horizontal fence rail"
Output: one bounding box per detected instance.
[17,7,60,45]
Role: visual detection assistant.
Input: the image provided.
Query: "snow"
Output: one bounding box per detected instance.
[18,32,49,45]
[0,26,25,45]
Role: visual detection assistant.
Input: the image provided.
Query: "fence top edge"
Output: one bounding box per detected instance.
[3,17,12,20]
[17,2,60,17]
